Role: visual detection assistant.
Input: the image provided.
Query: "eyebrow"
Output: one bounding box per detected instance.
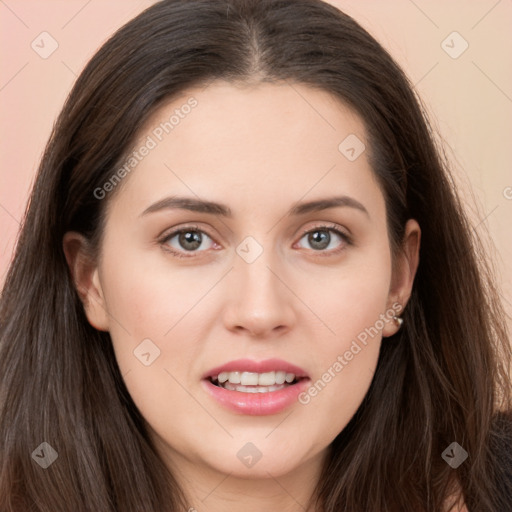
[140,194,369,218]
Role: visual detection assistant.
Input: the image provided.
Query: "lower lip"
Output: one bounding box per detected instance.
[201,378,311,415]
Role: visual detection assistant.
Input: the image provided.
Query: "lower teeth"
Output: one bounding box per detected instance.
[216,381,290,393]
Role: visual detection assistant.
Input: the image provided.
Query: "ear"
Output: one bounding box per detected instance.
[62,231,110,331]
[382,219,421,337]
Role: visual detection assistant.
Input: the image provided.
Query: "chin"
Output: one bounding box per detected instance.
[202,449,303,478]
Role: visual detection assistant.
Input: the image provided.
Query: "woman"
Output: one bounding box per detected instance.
[1,0,510,510]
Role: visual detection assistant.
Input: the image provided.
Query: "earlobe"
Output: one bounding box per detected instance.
[62,231,110,332]
[382,309,405,338]
[382,219,421,338]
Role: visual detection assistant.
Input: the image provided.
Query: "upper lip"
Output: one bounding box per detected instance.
[202,358,309,380]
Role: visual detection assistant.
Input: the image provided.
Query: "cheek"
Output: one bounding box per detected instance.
[100,243,214,335]
[97,242,215,384]
[304,238,392,348]
[296,246,392,436]
[99,256,206,432]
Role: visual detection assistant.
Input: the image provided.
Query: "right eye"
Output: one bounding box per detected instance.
[159,226,219,258]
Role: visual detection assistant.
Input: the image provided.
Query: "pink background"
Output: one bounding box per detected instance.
[1,1,511,329]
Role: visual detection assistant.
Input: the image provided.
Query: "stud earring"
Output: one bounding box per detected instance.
[393,315,404,330]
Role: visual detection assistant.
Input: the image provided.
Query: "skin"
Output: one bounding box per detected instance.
[64,81,422,512]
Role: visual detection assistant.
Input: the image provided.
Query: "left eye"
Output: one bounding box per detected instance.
[296,225,349,253]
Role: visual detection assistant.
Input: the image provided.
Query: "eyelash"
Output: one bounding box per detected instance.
[158,223,352,259]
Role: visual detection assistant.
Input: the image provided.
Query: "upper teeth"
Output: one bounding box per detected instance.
[214,371,296,386]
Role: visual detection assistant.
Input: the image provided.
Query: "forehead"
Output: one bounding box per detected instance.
[138,80,367,160]
[108,81,383,220]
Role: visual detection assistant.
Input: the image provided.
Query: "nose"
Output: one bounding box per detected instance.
[223,249,297,338]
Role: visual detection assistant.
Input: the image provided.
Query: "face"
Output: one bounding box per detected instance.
[65,81,419,484]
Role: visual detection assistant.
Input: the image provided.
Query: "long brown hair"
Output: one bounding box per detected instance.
[1,1,510,510]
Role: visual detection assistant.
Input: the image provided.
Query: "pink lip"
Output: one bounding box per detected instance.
[200,358,310,416]
[201,377,311,416]
[201,358,309,379]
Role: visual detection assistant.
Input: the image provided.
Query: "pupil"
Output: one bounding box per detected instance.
[180,231,201,250]
[309,230,329,250]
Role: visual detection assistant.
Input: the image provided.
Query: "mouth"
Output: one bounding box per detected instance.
[202,369,312,415]
[206,371,308,393]
[201,359,311,414]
